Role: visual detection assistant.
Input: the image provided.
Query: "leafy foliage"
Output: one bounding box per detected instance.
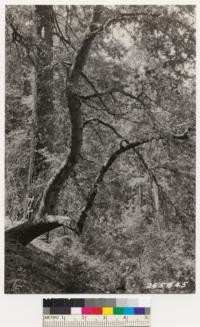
[5,5,195,293]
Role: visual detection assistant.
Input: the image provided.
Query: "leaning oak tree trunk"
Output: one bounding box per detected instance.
[6,6,103,246]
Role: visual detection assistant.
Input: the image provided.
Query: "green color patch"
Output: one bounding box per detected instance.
[113,307,124,315]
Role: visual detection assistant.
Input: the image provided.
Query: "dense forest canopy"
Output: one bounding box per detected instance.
[5,5,195,293]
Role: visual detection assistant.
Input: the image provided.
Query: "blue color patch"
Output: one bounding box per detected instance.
[123,307,135,315]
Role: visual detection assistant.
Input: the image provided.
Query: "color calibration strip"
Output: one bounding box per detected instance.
[43,298,150,315]
[43,299,151,327]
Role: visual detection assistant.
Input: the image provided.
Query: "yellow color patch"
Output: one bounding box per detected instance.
[102,307,113,315]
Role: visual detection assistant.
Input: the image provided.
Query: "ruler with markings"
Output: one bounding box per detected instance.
[43,315,151,327]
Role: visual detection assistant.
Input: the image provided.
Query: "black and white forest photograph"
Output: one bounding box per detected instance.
[5,4,195,294]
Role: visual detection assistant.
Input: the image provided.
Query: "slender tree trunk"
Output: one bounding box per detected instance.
[25,6,54,220]
[23,67,37,220]
[135,184,143,218]
[34,5,54,178]
[151,180,161,230]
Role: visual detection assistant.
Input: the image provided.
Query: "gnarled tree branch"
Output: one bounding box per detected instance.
[76,133,190,234]
[76,137,159,234]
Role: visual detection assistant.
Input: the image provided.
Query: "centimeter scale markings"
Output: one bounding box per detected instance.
[43,315,150,327]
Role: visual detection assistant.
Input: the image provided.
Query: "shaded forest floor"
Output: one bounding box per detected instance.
[5,236,195,294]
[5,240,66,293]
[5,238,121,294]
[4,215,195,294]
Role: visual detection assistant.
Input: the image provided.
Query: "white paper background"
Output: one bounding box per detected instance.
[0,1,199,326]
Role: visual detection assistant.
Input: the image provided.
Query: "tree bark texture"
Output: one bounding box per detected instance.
[33,5,54,180]
[25,6,54,220]
[5,220,62,246]
[36,6,103,219]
